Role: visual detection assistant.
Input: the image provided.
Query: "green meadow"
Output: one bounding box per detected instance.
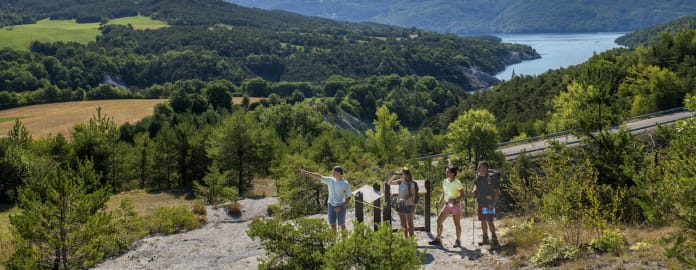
[0,16,168,50]
[0,118,18,124]
[108,16,168,30]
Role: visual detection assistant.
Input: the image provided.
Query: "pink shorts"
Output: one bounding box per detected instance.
[440,202,462,216]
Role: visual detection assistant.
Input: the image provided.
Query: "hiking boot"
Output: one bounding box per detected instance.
[428,238,442,246]
[453,240,461,248]
[478,235,489,246]
[491,238,500,249]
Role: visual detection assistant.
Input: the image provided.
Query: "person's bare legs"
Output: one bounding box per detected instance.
[399,213,408,237]
[406,213,415,237]
[340,224,347,231]
[453,214,462,243]
[331,224,337,232]
[435,211,448,239]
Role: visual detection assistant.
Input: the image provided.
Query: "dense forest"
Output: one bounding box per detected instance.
[616,14,696,47]
[1,0,695,268]
[229,0,696,34]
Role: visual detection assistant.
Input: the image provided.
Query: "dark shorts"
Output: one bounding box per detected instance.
[396,201,414,214]
[477,205,494,221]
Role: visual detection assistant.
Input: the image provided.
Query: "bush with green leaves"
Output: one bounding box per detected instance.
[634,95,696,267]
[267,203,281,217]
[324,222,423,270]
[247,217,423,269]
[193,164,239,205]
[103,198,149,257]
[247,217,334,269]
[146,206,201,235]
[531,235,579,266]
[589,229,625,256]
[504,218,544,250]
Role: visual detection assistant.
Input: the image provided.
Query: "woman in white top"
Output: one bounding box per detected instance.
[388,167,416,237]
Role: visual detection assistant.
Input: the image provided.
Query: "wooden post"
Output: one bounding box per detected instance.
[383,181,392,228]
[372,183,381,231]
[355,191,364,223]
[425,179,431,232]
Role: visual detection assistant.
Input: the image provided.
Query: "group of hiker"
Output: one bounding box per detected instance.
[299,160,501,250]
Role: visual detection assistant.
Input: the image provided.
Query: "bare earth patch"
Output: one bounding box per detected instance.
[0,99,167,139]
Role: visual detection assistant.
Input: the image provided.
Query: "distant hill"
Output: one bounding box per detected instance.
[616,15,696,47]
[226,0,696,34]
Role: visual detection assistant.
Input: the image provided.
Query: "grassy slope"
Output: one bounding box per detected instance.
[0,18,100,49]
[0,99,167,139]
[0,16,168,50]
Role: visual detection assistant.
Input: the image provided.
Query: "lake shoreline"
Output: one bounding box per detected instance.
[495,32,626,80]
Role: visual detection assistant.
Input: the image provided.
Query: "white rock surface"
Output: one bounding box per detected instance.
[92,197,508,269]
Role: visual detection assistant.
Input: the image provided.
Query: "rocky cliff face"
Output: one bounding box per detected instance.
[460,49,540,90]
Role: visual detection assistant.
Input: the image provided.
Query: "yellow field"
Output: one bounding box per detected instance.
[0,16,168,50]
[0,99,167,139]
[232,96,265,105]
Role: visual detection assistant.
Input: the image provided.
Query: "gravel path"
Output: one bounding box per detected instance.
[92,197,508,269]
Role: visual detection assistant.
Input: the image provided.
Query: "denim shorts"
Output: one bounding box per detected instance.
[328,204,346,225]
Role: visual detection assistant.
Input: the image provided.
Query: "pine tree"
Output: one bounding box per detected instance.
[7,160,112,269]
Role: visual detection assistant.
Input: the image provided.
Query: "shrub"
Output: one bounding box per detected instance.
[590,229,625,256]
[108,198,148,255]
[324,222,423,269]
[147,206,200,235]
[531,235,579,266]
[227,201,242,218]
[247,217,333,269]
[192,200,207,216]
[192,200,208,224]
[0,230,17,267]
[267,203,280,217]
[505,219,544,250]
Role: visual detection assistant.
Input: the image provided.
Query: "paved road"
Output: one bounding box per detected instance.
[500,110,694,160]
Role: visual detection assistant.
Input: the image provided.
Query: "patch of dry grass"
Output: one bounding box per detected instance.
[106,189,193,217]
[247,177,277,198]
[497,217,684,269]
[0,99,167,139]
[232,97,265,105]
[0,204,17,234]
[0,204,18,270]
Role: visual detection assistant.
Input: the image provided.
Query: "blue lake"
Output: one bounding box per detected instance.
[495,32,625,80]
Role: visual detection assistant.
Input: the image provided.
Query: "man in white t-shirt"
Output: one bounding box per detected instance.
[301,166,352,232]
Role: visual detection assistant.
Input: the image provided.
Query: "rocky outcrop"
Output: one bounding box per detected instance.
[459,66,501,91]
[460,49,541,90]
[500,50,541,65]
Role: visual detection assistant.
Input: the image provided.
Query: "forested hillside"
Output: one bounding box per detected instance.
[616,14,696,47]
[228,0,696,34]
[0,0,539,114]
[463,29,696,140]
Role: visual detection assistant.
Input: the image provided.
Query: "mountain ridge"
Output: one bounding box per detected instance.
[226,0,696,34]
